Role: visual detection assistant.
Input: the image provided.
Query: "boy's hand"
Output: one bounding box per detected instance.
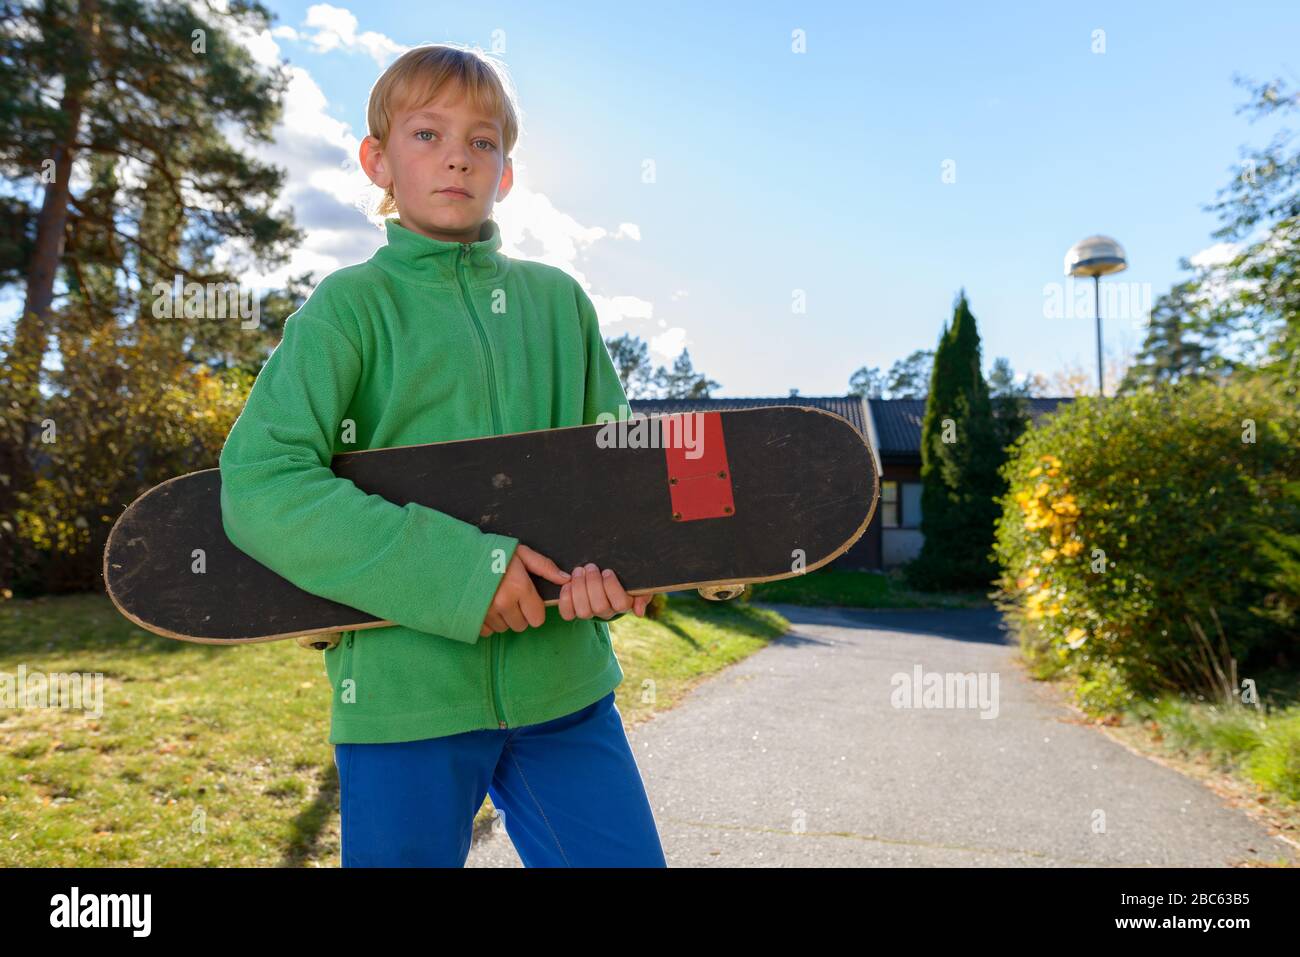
[479,543,571,637]
[558,563,653,622]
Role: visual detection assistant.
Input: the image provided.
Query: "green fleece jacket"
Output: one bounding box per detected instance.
[218,216,629,744]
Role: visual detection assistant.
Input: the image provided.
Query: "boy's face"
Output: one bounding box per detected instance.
[361,82,513,244]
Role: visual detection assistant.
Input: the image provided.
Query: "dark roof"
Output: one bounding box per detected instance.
[628,395,880,478]
[869,396,1074,456]
[624,394,1074,463]
[868,399,926,456]
[628,395,871,439]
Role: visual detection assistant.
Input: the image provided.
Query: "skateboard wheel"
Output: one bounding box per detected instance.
[295,633,340,651]
[698,584,745,601]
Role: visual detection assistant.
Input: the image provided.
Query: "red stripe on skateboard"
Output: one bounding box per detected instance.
[663,411,735,521]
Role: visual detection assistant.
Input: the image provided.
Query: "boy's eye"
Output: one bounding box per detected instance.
[414,130,495,150]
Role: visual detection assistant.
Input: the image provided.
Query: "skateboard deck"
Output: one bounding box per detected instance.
[104,406,878,646]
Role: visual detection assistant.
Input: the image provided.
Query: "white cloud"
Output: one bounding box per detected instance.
[301,3,407,66]
[221,60,380,290]
[651,327,689,360]
[589,294,653,328]
[211,0,281,67]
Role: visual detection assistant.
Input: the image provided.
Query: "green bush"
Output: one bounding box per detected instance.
[1,324,252,595]
[991,376,1300,715]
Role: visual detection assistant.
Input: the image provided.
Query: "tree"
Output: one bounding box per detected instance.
[1,0,300,379]
[654,347,720,398]
[1124,74,1300,393]
[885,349,933,398]
[605,334,721,399]
[1120,275,1227,391]
[600,335,717,397]
[848,365,886,398]
[988,357,1030,398]
[906,291,1004,590]
[605,333,656,399]
[0,0,303,592]
[848,350,933,399]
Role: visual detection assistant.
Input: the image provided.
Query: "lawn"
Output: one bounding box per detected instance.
[0,590,788,866]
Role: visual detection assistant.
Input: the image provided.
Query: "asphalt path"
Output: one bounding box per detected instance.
[468,603,1296,867]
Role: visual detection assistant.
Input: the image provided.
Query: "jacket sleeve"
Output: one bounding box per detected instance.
[576,283,634,621]
[218,291,518,645]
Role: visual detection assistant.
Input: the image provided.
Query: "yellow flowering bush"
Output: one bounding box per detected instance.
[991,377,1300,715]
[2,322,252,594]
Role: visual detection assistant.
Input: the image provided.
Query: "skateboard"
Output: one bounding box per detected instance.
[104,406,878,648]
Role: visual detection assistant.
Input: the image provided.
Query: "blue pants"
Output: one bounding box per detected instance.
[333,691,666,867]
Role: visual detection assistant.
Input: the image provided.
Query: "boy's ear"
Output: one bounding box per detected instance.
[359,135,391,189]
[495,156,514,202]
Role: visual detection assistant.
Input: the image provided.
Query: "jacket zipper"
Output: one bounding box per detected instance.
[457,242,508,730]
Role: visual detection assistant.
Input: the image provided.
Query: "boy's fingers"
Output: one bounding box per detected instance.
[519,584,547,629]
[582,563,613,617]
[517,544,573,586]
[634,595,652,616]
[570,567,592,618]
[558,582,575,621]
[599,568,633,614]
[501,602,529,632]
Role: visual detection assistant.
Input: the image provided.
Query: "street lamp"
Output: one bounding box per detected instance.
[1065,235,1127,397]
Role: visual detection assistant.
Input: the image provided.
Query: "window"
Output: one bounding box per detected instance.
[881,481,923,529]
[902,482,923,528]
[881,481,899,528]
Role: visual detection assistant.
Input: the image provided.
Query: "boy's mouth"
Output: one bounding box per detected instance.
[437,187,472,199]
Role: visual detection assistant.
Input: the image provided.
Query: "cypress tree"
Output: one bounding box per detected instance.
[907,290,1004,590]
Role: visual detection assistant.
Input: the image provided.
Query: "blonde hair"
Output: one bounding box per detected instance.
[365,43,521,217]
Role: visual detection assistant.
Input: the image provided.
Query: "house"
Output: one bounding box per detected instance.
[627,395,1073,571]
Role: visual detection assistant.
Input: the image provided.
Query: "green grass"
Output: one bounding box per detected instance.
[749,566,991,609]
[0,591,787,866]
[1122,677,1300,806]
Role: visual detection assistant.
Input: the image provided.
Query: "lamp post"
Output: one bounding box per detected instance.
[1064,235,1128,397]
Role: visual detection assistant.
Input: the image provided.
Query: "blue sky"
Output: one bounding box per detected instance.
[19,1,1300,396]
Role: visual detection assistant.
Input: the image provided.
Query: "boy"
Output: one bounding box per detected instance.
[218,43,666,867]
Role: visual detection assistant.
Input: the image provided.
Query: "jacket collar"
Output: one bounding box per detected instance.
[371,216,506,285]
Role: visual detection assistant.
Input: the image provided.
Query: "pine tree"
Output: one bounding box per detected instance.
[907,291,1004,590]
[1119,277,1219,392]
[605,333,655,398]
[652,348,720,398]
[0,0,302,590]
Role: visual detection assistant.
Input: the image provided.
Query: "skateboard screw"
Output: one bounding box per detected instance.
[672,512,682,521]
[669,477,678,485]
[717,470,726,478]
[723,506,733,514]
